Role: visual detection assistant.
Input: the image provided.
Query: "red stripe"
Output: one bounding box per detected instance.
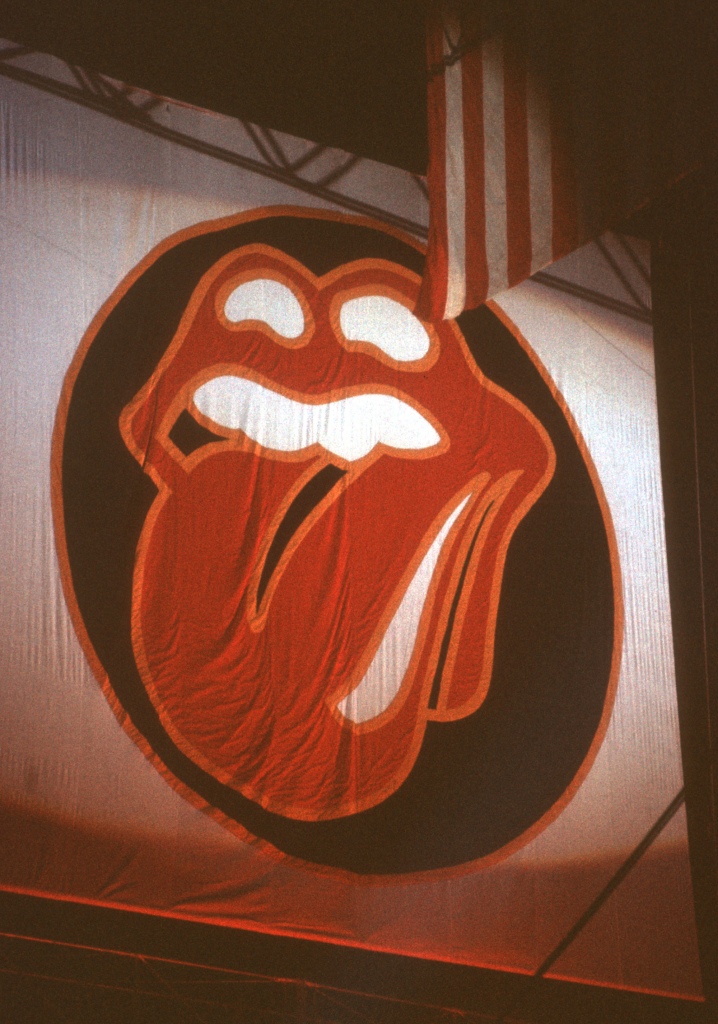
[550,95,580,262]
[461,41,488,311]
[416,8,449,321]
[503,46,531,288]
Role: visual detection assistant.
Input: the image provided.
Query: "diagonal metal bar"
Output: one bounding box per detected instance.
[138,955,213,1024]
[0,930,494,1022]
[81,67,153,122]
[64,61,162,124]
[532,270,653,324]
[288,142,328,174]
[596,235,652,311]
[85,68,117,99]
[0,60,428,239]
[614,231,652,288]
[241,119,282,167]
[85,69,129,104]
[314,153,361,188]
[535,788,686,978]
[0,964,190,1002]
[494,788,687,1023]
[67,62,95,94]
[258,125,292,169]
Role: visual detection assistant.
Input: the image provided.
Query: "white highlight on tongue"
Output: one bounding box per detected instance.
[192,376,440,462]
[337,493,472,724]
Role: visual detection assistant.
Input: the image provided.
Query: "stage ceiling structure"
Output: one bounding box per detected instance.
[2,0,714,183]
[0,0,429,175]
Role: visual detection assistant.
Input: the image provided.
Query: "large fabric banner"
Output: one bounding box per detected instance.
[0,43,703,999]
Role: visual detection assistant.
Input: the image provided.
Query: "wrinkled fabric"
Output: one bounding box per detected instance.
[0,41,703,999]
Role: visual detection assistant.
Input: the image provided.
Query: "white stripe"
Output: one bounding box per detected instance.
[337,494,471,724]
[482,35,508,297]
[443,18,466,319]
[526,72,553,274]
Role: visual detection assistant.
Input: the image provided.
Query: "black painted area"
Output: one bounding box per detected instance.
[168,409,224,456]
[257,463,346,609]
[60,211,615,874]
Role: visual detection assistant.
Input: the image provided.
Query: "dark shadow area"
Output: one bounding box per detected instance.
[0,885,709,1024]
[652,169,718,1009]
[0,0,428,173]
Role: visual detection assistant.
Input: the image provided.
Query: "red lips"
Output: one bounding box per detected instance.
[120,246,555,820]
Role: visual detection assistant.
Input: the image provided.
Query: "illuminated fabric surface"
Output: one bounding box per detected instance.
[0,43,702,999]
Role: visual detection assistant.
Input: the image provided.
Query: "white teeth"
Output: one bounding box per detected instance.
[337,494,471,724]
[223,278,305,338]
[339,295,431,361]
[192,376,440,462]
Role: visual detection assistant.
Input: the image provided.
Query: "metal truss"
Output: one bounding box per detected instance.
[0,931,505,1024]
[0,42,652,331]
[532,232,652,325]
[493,789,687,1023]
[0,43,429,242]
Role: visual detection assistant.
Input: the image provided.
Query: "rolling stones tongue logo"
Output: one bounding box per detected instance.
[119,245,554,820]
[56,209,619,873]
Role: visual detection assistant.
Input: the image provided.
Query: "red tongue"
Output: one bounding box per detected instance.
[136,446,459,812]
[134,400,548,820]
[255,463,347,611]
[123,253,555,820]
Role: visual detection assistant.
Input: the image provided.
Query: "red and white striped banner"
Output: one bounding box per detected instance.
[417,5,580,320]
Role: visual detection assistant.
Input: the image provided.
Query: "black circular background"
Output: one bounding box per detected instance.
[60,211,616,874]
